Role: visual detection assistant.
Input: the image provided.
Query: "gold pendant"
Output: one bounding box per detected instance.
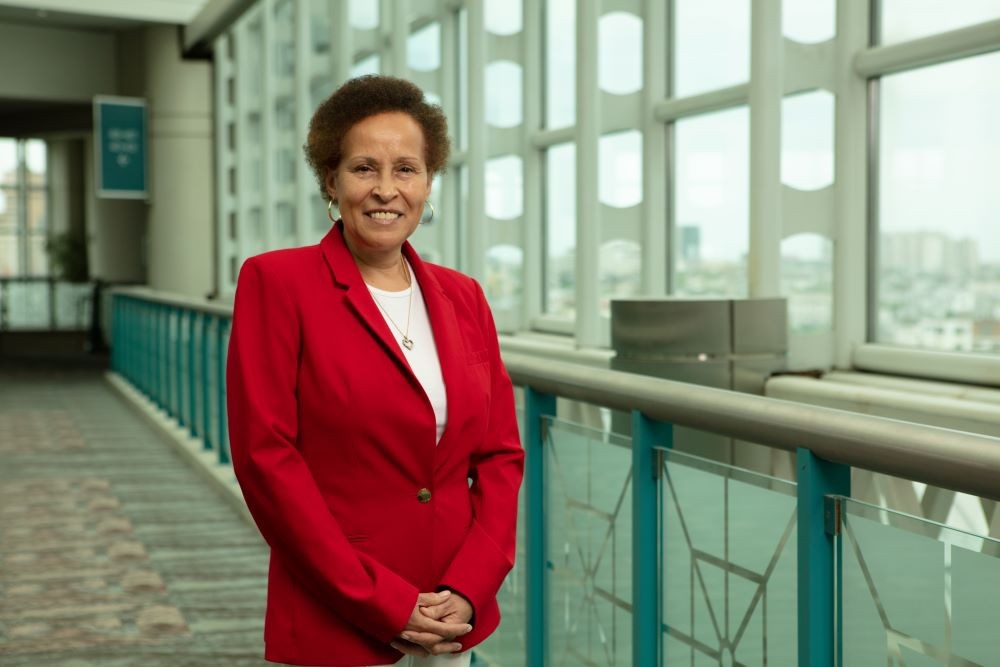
[402,336,414,350]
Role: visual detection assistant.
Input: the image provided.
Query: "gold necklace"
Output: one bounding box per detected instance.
[368,256,414,350]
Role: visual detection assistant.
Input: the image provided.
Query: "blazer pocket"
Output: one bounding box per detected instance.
[466,349,489,366]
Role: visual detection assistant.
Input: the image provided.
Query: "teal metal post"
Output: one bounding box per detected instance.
[201,314,212,450]
[525,387,555,667]
[175,308,185,427]
[140,302,150,396]
[797,448,850,666]
[154,304,163,407]
[632,411,672,666]
[216,318,230,464]
[187,310,197,435]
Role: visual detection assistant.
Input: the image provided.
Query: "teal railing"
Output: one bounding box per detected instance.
[111,289,1000,667]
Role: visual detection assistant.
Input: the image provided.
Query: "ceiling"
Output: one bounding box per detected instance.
[0,0,210,31]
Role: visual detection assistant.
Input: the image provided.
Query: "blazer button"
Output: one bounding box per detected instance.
[417,488,432,503]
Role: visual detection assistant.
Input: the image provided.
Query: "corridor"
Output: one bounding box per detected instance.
[0,368,272,666]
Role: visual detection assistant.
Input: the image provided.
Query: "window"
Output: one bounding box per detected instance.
[673,0,750,97]
[546,143,576,317]
[880,0,1000,45]
[673,108,749,297]
[0,138,49,278]
[877,52,1000,353]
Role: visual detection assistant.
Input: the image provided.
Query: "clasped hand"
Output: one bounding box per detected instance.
[391,590,474,657]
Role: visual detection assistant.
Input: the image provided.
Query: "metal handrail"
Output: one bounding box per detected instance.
[503,351,1000,502]
[111,286,233,319]
[106,285,1000,502]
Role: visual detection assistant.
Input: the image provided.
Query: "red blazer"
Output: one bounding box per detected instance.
[226,223,524,666]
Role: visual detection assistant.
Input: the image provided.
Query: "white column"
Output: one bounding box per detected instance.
[833,0,871,366]
[466,0,487,282]
[261,0,275,250]
[389,0,409,77]
[330,0,353,85]
[575,0,601,346]
[213,34,231,292]
[440,0,459,269]
[641,0,668,296]
[522,0,544,323]
[748,0,783,297]
[294,1,312,245]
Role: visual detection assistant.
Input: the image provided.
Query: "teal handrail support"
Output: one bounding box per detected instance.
[632,411,671,666]
[797,448,850,666]
[524,387,555,667]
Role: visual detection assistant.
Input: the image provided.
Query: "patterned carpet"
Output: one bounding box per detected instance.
[0,369,274,666]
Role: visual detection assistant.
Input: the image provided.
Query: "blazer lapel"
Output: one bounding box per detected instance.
[403,243,466,448]
[319,223,416,382]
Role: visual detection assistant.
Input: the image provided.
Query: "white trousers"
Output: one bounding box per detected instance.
[369,652,472,667]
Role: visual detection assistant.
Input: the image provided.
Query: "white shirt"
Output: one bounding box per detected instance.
[366,261,448,443]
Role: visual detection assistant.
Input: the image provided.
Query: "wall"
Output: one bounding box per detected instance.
[0,22,117,103]
[119,25,215,299]
[83,136,146,283]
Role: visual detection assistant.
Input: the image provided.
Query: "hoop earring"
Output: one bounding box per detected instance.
[421,201,435,225]
[327,199,339,224]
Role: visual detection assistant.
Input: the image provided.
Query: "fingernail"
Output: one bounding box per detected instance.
[465,625,473,633]
[440,590,451,597]
[390,642,401,651]
[401,632,412,641]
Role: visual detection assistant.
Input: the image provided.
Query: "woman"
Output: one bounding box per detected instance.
[226,76,523,666]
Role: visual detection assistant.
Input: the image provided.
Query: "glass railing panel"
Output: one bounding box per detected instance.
[53,282,92,329]
[4,281,49,328]
[661,444,797,665]
[467,407,526,666]
[837,497,1000,666]
[545,416,633,666]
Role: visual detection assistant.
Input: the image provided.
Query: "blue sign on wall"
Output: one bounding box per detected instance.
[94,96,148,199]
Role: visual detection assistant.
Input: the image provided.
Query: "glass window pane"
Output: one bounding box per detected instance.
[350,0,379,30]
[674,107,749,297]
[546,143,576,317]
[485,0,522,35]
[25,140,46,180]
[878,53,1000,353]
[781,234,833,332]
[0,232,18,277]
[486,245,523,312]
[599,12,643,96]
[545,0,575,128]
[599,130,642,208]
[408,22,441,72]
[485,155,523,220]
[351,54,380,78]
[674,0,750,97]
[485,61,523,128]
[600,239,641,316]
[28,233,48,277]
[881,0,1000,45]
[0,138,16,182]
[0,187,16,233]
[310,1,331,54]
[781,90,835,191]
[26,188,45,233]
[273,0,295,78]
[783,0,835,43]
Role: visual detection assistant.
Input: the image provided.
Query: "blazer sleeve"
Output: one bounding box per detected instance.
[439,281,525,616]
[226,257,418,644]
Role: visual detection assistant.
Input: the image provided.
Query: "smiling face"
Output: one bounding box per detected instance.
[325,111,432,262]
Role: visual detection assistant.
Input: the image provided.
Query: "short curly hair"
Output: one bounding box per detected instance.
[304,75,451,202]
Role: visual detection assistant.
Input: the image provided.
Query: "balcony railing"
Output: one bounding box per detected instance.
[110,287,1000,667]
